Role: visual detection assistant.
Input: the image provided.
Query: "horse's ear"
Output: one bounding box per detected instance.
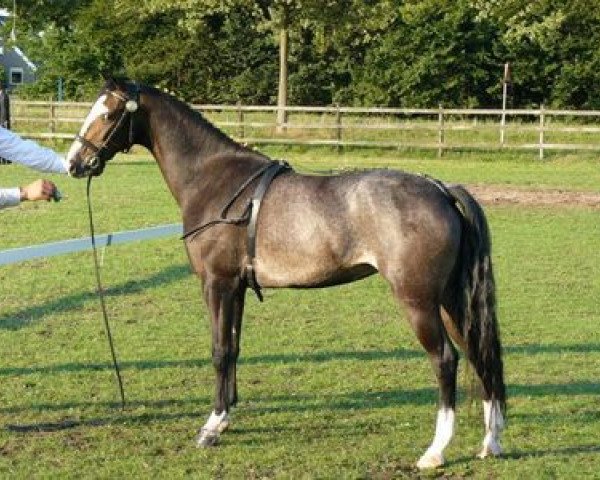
[101,71,117,89]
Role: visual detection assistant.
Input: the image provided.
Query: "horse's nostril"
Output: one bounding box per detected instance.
[68,162,86,178]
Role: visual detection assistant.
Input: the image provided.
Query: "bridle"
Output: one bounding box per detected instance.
[76,82,140,175]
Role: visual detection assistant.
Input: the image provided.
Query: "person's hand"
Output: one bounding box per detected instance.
[19,179,58,202]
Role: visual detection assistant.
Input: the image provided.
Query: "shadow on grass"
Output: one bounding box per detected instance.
[4,405,412,439]
[447,444,600,469]
[502,444,600,459]
[0,347,422,377]
[508,381,600,397]
[3,377,600,445]
[2,378,599,419]
[2,341,600,378]
[1,398,206,417]
[2,386,438,428]
[505,344,600,355]
[4,403,203,433]
[0,264,193,331]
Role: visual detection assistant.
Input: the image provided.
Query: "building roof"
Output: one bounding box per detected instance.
[0,9,38,73]
[12,46,37,71]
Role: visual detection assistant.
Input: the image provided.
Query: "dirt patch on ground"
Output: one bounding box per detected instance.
[466,184,600,208]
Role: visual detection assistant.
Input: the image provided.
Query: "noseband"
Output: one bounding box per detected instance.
[76,83,140,173]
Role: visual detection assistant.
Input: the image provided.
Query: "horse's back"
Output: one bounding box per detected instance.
[256,169,462,292]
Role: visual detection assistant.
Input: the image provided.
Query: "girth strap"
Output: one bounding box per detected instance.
[246,161,290,301]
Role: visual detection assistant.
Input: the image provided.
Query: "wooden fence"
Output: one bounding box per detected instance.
[9,100,600,159]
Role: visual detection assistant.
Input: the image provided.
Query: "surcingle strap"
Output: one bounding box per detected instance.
[421,173,454,200]
[246,160,291,301]
[420,173,467,217]
[181,159,291,302]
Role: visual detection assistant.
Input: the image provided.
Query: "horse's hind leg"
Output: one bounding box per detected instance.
[441,304,505,459]
[404,302,459,470]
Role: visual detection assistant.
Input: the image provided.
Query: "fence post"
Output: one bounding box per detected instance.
[438,104,445,158]
[500,104,506,147]
[236,101,244,142]
[539,104,545,160]
[335,104,342,153]
[500,64,509,146]
[49,97,56,135]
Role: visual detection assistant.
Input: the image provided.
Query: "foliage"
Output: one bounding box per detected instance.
[475,0,600,108]
[350,0,503,107]
[1,0,600,107]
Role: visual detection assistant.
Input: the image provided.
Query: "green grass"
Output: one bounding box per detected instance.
[1,150,600,478]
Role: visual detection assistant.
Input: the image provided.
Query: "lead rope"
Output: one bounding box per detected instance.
[86,176,126,409]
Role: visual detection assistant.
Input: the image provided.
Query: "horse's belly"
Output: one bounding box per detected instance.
[255,254,377,288]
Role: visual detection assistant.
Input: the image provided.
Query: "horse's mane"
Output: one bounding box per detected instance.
[103,77,270,167]
[152,86,237,144]
[137,82,269,163]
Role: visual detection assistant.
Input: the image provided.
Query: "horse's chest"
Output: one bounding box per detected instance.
[185,229,246,277]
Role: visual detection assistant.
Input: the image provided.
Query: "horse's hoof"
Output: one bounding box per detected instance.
[196,428,219,448]
[416,451,445,470]
[478,441,502,459]
[217,417,230,434]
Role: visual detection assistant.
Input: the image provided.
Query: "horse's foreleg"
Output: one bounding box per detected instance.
[227,288,245,407]
[405,304,459,470]
[197,276,237,447]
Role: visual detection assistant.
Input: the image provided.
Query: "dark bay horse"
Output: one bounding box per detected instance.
[67,77,506,469]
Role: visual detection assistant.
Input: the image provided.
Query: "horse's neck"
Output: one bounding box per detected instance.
[142,95,246,207]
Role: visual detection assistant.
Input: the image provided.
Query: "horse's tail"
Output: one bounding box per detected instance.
[447,184,506,412]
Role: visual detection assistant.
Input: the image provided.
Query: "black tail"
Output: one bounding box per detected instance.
[447,185,506,412]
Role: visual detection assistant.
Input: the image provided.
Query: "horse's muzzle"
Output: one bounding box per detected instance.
[68,156,105,178]
[68,161,87,178]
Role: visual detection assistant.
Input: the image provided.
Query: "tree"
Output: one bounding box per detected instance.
[118,1,378,115]
[351,0,502,107]
[475,0,600,108]
[5,0,600,109]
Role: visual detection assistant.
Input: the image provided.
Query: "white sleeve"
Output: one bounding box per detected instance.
[0,127,68,174]
[0,187,21,210]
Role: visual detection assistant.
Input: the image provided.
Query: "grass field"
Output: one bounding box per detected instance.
[1,148,600,478]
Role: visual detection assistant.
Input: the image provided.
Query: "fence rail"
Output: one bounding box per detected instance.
[10,100,600,159]
[0,224,183,266]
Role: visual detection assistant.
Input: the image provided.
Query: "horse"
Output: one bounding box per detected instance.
[66,77,506,469]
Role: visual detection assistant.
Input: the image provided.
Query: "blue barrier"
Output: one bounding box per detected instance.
[0,223,183,266]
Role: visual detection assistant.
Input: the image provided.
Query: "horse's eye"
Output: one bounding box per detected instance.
[103,113,109,122]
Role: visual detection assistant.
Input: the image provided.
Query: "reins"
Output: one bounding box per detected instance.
[86,176,126,409]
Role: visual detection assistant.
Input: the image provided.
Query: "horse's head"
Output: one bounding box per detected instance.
[67,76,140,178]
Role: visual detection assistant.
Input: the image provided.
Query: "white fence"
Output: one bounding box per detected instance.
[0,224,182,266]
[10,100,600,159]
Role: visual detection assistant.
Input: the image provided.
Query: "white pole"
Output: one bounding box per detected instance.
[500,63,509,146]
[10,0,17,41]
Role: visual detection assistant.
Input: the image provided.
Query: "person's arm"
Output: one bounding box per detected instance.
[0,187,20,209]
[0,179,58,210]
[0,127,68,174]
